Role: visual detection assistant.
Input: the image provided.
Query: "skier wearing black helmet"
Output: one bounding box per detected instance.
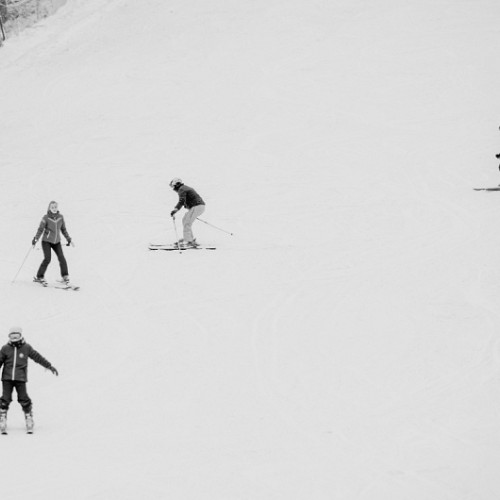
[169,178,206,248]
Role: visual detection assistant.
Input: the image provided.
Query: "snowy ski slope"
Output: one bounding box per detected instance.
[1,0,500,498]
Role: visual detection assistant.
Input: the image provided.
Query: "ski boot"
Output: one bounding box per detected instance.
[59,275,71,286]
[33,276,48,287]
[0,409,7,434]
[172,239,186,249]
[25,411,34,434]
[56,276,79,291]
[185,239,200,248]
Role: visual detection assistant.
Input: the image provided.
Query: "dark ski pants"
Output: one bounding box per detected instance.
[0,381,32,413]
[37,241,68,278]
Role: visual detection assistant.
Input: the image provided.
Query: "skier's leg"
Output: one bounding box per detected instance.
[36,241,52,278]
[182,205,205,242]
[14,382,32,414]
[182,209,193,242]
[0,381,14,410]
[53,242,69,278]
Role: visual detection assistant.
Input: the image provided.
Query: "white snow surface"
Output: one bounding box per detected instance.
[1,0,500,498]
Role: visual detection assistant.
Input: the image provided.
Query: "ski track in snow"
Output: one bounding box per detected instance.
[1,0,500,498]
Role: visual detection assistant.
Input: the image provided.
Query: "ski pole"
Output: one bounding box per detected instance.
[196,218,234,236]
[11,245,34,284]
[172,216,182,253]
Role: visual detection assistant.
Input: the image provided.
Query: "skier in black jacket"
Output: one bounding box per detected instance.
[0,327,58,433]
[169,178,206,248]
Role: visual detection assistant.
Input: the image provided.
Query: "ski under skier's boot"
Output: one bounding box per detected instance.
[33,276,48,287]
[171,239,200,249]
[25,411,34,434]
[0,409,7,434]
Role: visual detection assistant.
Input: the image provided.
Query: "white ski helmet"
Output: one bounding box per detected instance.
[169,178,183,189]
[8,327,23,342]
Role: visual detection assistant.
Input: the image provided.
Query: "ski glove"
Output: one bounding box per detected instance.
[170,209,178,217]
[32,238,37,247]
[49,366,59,376]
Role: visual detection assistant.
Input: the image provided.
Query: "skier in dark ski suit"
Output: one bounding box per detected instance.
[0,327,58,421]
[32,200,74,284]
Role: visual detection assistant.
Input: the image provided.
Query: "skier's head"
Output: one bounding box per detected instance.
[8,327,24,347]
[48,201,58,214]
[169,178,183,190]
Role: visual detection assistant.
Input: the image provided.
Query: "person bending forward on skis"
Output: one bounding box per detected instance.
[32,200,74,286]
[169,178,206,248]
[0,327,58,432]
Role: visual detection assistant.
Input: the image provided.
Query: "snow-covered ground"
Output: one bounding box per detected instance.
[1,0,500,498]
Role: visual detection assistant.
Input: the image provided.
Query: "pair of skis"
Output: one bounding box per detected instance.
[1,428,33,435]
[148,243,216,251]
[0,418,33,435]
[33,278,80,291]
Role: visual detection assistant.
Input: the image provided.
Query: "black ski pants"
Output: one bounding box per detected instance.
[0,381,32,413]
[37,241,68,278]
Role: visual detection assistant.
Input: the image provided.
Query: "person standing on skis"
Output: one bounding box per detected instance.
[32,201,74,286]
[169,178,206,248]
[0,327,58,433]
[496,125,500,170]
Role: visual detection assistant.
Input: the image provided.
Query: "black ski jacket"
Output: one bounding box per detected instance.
[174,185,205,210]
[0,341,53,382]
